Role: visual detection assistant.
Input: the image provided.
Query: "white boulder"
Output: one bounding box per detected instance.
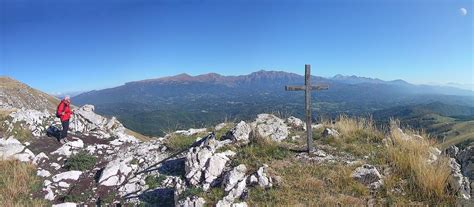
[251,114,289,142]
[448,158,471,200]
[98,157,133,186]
[37,169,51,177]
[52,203,77,207]
[177,196,206,207]
[351,164,383,190]
[223,164,247,192]
[322,128,340,138]
[52,171,82,182]
[226,121,251,145]
[184,135,235,190]
[286,116,304,130]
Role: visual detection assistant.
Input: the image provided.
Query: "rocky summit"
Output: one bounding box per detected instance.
[0,79,473,207]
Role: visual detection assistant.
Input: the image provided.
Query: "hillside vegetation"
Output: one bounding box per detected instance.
[71,72,474,137]
[374,102,474,149]
[0,76,60,113]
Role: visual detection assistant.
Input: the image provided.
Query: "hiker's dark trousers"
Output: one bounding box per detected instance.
[61,120,69,139]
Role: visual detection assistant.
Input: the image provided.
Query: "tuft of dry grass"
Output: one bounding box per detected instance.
[247,160,368,206]
[386,120,454,203]
[0,159,48,206]
[333,115,383,143]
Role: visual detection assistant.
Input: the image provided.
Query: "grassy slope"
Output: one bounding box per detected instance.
[0,76,60,113]
[438,120,474,149]
[0,160,49,206]
[165,116,459,206]
[255,116,456,206]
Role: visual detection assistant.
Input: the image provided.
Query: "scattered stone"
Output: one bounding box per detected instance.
[44,186,55,201]
[98,157,133,186]
[322,128,340,138]
[224,121,251,145]
[251,114,289,142]
[351,164,383,190]
[37,169,51,177]
[175,128,208,136]
[448,158,471,200]
[51,163,61,170]
[248,165,273,189]
[286,116,304,130]
[58,181,70,188]
[217,178,247,207]
[223,164,247,192]
[177,196,206,207]
[203,152,234,189]
[52,171,82,182]
[52,202,77,207]
[231,203,248,207]
[33,152,49,164]
[185,134,235,190]
[0,137,34,162]
[9,109,50,136]
[52,139,84,157]
[427,147,441,164]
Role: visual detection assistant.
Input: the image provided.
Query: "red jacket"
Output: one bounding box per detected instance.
[57,100,72,121]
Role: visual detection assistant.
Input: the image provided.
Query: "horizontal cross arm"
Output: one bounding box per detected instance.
[285,84,329,91]
[312,84,329,91]
[285,85,305,91]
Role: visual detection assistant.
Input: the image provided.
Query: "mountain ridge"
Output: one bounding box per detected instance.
[77,70,473,96]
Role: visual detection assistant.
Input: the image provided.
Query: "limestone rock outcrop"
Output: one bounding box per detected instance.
[251,114,289,142]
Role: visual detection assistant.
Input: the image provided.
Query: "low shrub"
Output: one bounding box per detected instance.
[145,174,166,189]
[64,151,97,171]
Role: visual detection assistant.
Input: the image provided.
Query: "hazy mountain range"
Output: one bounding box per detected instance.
[72,71,474,136]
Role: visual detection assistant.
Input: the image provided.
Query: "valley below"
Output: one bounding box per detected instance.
[0,76,473,206]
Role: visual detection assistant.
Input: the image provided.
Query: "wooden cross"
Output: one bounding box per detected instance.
[285,64,328,153]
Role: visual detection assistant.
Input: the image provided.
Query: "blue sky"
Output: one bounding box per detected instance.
[1,0,472,94]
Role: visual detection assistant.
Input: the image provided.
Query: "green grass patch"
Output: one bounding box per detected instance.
[247,161,368,206]
[214,123,233,140]
[179,187,204,200]
[199,187,225,206]
[0,160,49,206]
[64,151,97,171]
[0,115,33,142]
[164,133,201,152]
[145,175,167,189]
[231,136,291,171]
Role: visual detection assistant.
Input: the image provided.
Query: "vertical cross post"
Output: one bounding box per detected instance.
[285,64,328,153]
[304,64,314,152]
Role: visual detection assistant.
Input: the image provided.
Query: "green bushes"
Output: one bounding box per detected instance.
[164,133,202,152]
[64,151,97,171]
[145,174,167,189]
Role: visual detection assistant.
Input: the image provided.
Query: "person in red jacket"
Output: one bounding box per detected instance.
[57,96,73,144]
